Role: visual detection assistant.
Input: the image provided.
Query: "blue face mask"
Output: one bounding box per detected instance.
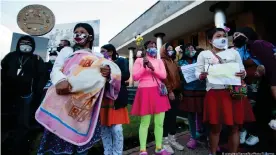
[147,48,157,57]
[167,50,175,56]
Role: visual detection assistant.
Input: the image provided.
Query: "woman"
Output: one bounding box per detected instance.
[195,28,255,154]
[233,27,276,152]
[178,43,206,149]
[131,41,170,155]
[37,23,111,155]
[161,43,184,154]
[100,44,130,155]
[232,27,261,146]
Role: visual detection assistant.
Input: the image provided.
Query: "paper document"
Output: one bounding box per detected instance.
[181,63,197,83]
[206,63,241,85]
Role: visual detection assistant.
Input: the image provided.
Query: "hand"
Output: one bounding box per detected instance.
[235,70,246,78]
[179,93,183,101]
[146,61,155,71]
[143,57,149,68]
[199,72,208,80]
[100,65,111,78]
[255,65,265,77]
[169,92,175,100]
[56,80,71,95]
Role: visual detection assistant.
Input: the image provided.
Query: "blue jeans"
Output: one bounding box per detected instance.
[101,125,124,155]
[49,151,88,155]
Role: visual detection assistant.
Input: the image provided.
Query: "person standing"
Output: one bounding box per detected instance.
[1,35,47,154]
[56,39,71,52]
[195,28,255,154]
[178,43,206,150]
[131,41,171,155]
[100,44,130,155]
[160,43,184,154]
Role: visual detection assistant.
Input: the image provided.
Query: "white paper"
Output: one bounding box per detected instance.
[181,63,197,83]
[206,63,241,85]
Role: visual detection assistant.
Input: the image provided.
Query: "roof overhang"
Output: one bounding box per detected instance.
[110,1,244,56]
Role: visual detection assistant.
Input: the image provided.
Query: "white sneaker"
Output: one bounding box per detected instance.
[168,134,185,151]
[163,137,174,154]
[240,130,247,144]
[245,135,259,146]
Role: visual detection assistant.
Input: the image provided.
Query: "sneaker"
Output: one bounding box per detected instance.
[163,137,174,154]
[245,135,259,146]
[186,138,197,149]
[139,151,148,155]
[155,149,170,155]
[168,134,185,150]
[240,130,247,144]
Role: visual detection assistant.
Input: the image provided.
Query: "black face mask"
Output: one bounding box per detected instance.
[57,46,64,52]
[233,35,247,48]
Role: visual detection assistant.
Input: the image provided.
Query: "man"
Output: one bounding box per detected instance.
[1,35,47,154]
[57,39,71,52]
[44,50,58,90]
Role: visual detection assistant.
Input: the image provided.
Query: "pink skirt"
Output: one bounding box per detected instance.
[131,86,171,116]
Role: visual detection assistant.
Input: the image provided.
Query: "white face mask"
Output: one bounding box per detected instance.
[20,45,32,53]
[136,50,142,57]
[49,56,57,61]
[212,37,228,49]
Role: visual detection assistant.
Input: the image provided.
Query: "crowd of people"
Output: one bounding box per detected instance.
[1,21,276,155]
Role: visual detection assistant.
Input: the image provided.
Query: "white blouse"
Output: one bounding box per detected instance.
[195,49,246,91]
[50,47,103,85]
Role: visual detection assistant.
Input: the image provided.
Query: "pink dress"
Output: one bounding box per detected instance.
[131,57,171,116]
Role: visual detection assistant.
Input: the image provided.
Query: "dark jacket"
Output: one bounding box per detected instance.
[114,57,130,109]
[1,35,47,122]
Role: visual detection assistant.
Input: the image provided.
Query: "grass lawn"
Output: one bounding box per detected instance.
[29,105,188,155]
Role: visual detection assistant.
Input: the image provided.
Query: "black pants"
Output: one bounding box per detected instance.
[163,91,180,137]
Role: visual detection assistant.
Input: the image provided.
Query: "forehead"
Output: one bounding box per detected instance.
[213,31,226,37]
[166,45,173,49]
[20,39,31,43]
[74,27,88,33]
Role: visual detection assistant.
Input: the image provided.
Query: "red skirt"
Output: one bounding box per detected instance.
[179,90,205,113]
[204,89,255,125]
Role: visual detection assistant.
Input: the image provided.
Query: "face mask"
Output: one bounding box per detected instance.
[185,50,196,57]
[136,51,142,57]
[212,37,228,49]
[20,45,32,53]
[146,48,157,57]
[57,46,64,52]
[73,33,89,44]
[101,51,111,60]
[167,50,174,57]
[233,35,247,48]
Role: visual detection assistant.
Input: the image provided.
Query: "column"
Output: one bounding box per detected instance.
[210,2,229,48]
[154,32,165,59]
[209,2,229,29]
[128,47,135,87]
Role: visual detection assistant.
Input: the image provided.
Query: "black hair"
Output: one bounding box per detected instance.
[61,39,71,46]
[207,27,226,40]
[236,27,258,41]
[16,35,36,53]
[73,23,94,49]
[144,40,156,49]
[101,44,118,60]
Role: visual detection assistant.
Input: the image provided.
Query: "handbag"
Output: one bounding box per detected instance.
[211,51,247,99]
[152,73,168,96]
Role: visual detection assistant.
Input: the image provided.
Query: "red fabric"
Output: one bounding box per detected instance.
[131,86,170,116]
[179,90,205,113]
[203,89,255,125]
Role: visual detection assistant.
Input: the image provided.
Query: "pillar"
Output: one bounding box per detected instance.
[154,32,165,59]
[128,47,135,87]
[210,2,229,48]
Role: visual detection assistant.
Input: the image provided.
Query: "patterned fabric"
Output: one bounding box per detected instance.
[228,80,248,99]
[101,125,124,155]
[35,50,121,146]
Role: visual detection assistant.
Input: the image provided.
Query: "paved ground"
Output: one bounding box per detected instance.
[123,131,261,155]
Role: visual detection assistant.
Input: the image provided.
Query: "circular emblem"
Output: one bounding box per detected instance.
[17,4,55,36]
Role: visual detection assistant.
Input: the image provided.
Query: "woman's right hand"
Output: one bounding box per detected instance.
[199,72,208,80]
[56,80,72,95]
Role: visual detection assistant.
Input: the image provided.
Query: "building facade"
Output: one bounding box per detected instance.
[109,1,276,86]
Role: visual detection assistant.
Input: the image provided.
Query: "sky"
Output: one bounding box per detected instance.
[0,0,158,59]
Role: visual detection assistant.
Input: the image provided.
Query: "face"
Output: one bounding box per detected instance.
[209,31,226,44]
[233,32,247,40]
[59,40,66,47]
[101,48,113,59]
[185,45,196,57]
[233,32,248,48]
[19,40,33,53]
[73,27,91,46]
[166,45,173,51]
[147,42,156,49]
